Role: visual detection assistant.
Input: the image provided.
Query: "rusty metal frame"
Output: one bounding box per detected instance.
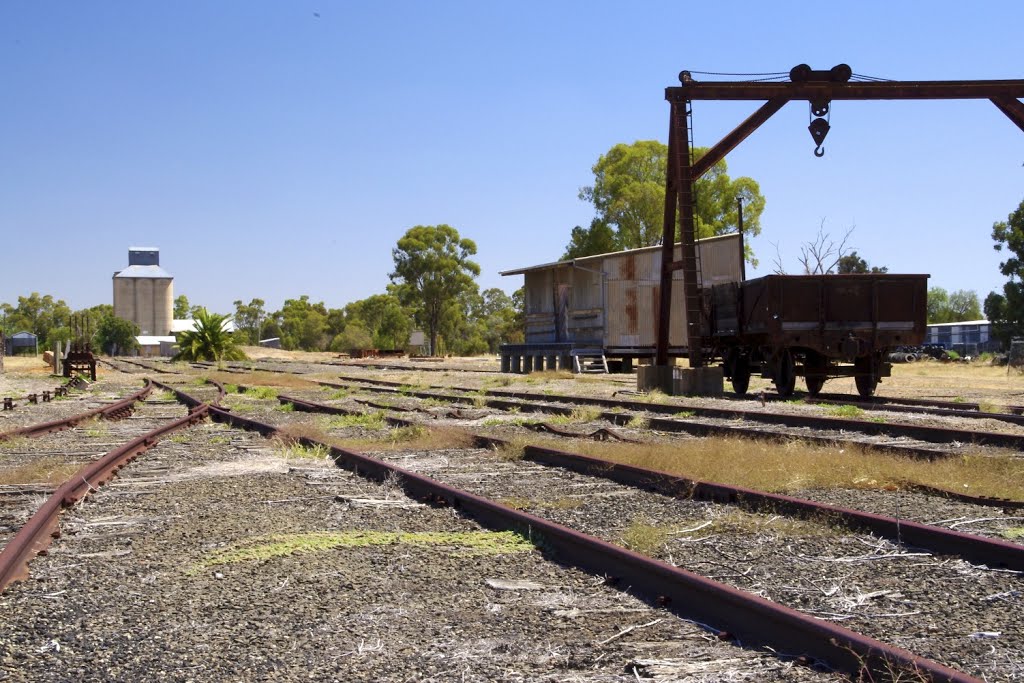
[656,67,1024,367]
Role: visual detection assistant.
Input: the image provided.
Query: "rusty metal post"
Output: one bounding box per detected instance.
[737,197,746,282]
[656,103,680,367]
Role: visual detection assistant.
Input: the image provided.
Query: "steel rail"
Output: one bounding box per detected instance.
[0,382,154,442]
[330,373,1024,451]
[516,444,1024,571]
[191,392,980,682]
[321,378,950,459]
[274,392,1024,570]
[311,382,1024,509]
[766,392,1024,425]
[205,356,1024,415]
[110,357,182,374]
[278,393,417,429]
[150,378,227,409]
[0,398,208,592]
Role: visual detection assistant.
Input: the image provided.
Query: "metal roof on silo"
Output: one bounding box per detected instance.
[114,265,173,279]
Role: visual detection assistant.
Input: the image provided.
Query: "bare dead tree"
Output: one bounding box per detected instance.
[798,220,855,275]
[769,241,787,275]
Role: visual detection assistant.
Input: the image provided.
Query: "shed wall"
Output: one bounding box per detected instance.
[520,234,743,350]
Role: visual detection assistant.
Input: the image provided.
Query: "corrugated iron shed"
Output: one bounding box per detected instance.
[501,233,743,354]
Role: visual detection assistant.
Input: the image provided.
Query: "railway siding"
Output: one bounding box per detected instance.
[0,416,841,682]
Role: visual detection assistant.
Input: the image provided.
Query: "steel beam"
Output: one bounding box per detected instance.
[991,97,1024,133]
[667,80,1024,102]
[692,97,788,179]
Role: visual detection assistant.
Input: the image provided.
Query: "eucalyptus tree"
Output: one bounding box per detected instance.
[390,224,480,356]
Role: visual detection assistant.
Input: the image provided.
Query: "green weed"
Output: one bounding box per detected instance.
[246,386,278,400]
[194,530,533,571]
[826,404,864,419]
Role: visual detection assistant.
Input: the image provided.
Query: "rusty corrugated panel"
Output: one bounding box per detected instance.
[517,234,743,351]
[622,253,636,280]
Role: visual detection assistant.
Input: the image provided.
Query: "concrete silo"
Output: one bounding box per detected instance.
[112,247,173,336]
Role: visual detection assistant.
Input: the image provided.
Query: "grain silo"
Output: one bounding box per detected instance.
[112,247,174,336]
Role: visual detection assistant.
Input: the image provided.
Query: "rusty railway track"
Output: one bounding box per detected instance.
[316,378,945,459]
[326,373,1024,453]
[0,382,153,441]
[198,357,1024,417]
[805,391,1024,415]
[0,380,212,592]
[274,392,1024,572]
[765,391,1024,427]
[152,382,977,683]
[7,371,1003,680]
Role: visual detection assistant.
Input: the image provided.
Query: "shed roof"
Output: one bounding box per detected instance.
[136,335,177,346]
[927,319,989,328]
[11,331,37,340]
[499,233,738,276]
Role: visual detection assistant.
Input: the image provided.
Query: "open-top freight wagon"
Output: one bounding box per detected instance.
[709,274,929,397]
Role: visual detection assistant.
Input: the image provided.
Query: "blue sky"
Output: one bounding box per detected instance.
[2,2,1022,315]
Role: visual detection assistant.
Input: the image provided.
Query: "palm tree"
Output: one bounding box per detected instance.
[173,309,247,362]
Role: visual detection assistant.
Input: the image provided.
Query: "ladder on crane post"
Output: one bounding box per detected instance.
[656,96,705,369]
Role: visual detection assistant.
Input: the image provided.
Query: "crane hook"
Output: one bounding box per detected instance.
[814,145,826,157]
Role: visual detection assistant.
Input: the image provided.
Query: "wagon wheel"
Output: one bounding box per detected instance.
[731,354,752,396]
[773,349,796,397]
[854,354,879,398]
[804,351,828,396]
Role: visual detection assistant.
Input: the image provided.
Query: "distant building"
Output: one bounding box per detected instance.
[113,247,173,337]
[136,335,177,358]
[924,319,1000,356]
[4,331,38,356]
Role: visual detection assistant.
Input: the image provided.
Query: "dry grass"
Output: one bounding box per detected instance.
[0,436,30,450]
[336,425,478,452]
[544,407,603,425]
[879,362,1024,404]
[273,422,331,446]
[558,436,1024,501]
[497,495,583,511]
[0,356,53,375]
[0,456,82,486]
[522,370,574,382]
[619,522,673,554]
[619,511,837,554]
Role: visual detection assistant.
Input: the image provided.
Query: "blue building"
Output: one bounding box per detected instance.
[924,319,1000,356]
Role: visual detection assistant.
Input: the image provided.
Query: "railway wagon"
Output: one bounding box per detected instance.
[709,273,929,397]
